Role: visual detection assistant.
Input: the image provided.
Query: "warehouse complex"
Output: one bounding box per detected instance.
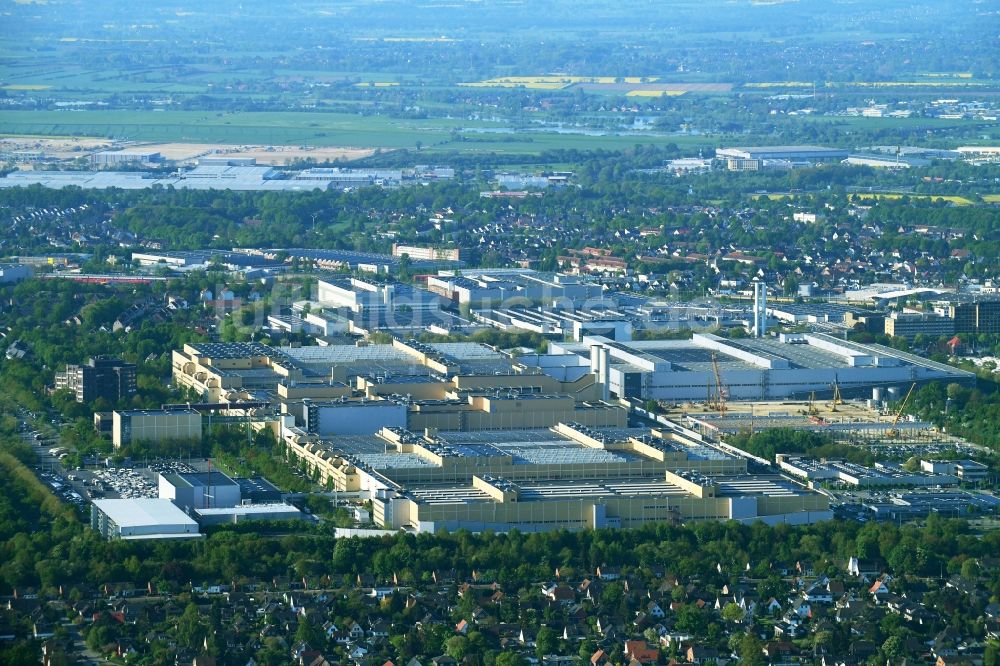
[171,339,626,434]
[158,324,980,533]
[533,332,973,402]
[0,163,454,192]
[426,269,605,307]
[89,471,302,540]
[716,145,849,171]
[171,330,970,413]
[165,336,839,532]
[477,302,749,341]
[279,421,830,532]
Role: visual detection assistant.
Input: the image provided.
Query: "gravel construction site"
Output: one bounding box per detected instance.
[136,142,376,164]
[1,137,376,165]
[663,399,987,456]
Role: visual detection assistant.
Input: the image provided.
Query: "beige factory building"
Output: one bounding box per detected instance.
[280,420,830,533]
[172,339,623,435]
[173,339,607,404]
[169,340,828,533]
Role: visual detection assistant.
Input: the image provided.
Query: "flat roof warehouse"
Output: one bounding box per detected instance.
[716,146,850,161]
[537,332,974,402]
[0,164,455,192]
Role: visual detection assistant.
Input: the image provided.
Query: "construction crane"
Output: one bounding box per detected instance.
[710,351,728,415]
[828,380,843,412]
[807,391,819,416]
[888,382,917,438]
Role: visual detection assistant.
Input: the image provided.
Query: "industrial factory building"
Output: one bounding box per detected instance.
[426,269,605,308]
[158,471,242,510]
[90,499,201,541]
[112,409,202,449]
[0,163,454,192]
[172,337,625,436]
[716,145,849,161]
[278,421,831,533]
[531,331,974,402]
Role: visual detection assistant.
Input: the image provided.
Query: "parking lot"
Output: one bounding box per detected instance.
[88,468,159,499]
[9,399,212,504]
[73,461,199,500]
[39,470,88,507]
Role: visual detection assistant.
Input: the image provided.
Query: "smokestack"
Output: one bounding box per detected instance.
[753,278,767,338]
[599,346,611,401]
[590,345,601,375]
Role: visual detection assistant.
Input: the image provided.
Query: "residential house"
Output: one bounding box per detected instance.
[686,646,720,664]
[847,557,883,580]
[543,584,576,605]
[369,619,389,639]
[764,641,796,660]
[346,621,365,643]
[590,649,610,666]
[597,566,622,581]
[869,578,890,598]
[623,640,659,664]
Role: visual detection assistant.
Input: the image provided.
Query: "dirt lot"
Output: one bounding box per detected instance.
[0,136,113,158]
[1,137,376,165]
[137,142,376,165]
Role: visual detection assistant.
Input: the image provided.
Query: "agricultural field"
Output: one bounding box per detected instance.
[0,110,478,149]
[796,115,991,134]
[751,192,1000,207]
[851,193,976,206]
[460,76,662,90]
[751,193,796,201]
[0,110,715,156]
[742,79,996,91]
[1,0,996,156]
[460,77,732,96]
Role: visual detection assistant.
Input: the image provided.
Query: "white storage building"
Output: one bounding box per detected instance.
[90,499,201,540]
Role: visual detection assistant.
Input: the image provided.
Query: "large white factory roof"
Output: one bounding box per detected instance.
[551,332,971,376]
[716,145,849,160]
[93,498,198,529]
[405,474,806,506]
[0,167,358,192]
[194,504,303,518]
[537,331,973,403]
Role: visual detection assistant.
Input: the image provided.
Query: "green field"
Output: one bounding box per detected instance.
[796,115,985,131]
[0,110,716,154]
[852,192,976,205]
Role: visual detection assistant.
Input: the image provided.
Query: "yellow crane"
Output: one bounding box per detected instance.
[888,382,917,438]
[828,380,843,412]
